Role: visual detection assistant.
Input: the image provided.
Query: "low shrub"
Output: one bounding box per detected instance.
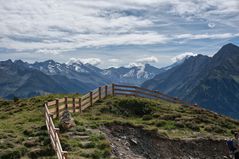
[155,120,167,127]
[101,97,155,117]
[0,146,27,159]
[175,121,185,128]
[80,142,95,148]
[204,125,225,134]
[185,121,200,131]
[160,114,181,120]
[97,140,110,150]
[142,115,153,120]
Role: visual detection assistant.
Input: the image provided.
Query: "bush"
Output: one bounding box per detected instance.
[97,140,110,150]
[155,120,167,127]
[185,122,200,131]
[103,98,155,117]
[175,121,185,128]
[160,114,181,120]
[204,125,225,134]
[194,115,211,124]
[27,147,54,158]
[152,113,160,118]
[80,142,95,148]
[142,115,153,120]
[0,146,27,159]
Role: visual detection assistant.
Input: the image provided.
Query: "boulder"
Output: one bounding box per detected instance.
[59,109,75,131]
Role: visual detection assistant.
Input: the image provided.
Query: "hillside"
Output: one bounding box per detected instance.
[142,43,239,119]
[0,95,58,159]
[1,94,239,159]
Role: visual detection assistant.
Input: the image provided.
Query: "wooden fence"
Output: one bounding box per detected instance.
[113,84,183,103]
[44,84,113,159]
[44,104,68,159]
[44,83,191,159]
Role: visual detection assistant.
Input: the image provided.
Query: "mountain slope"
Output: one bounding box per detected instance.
[142,43,239,118]
[142,55,211,97]
[186,43,239,117]
[102,64,163,85]
[30,60,110,88]
[0,60,67,99]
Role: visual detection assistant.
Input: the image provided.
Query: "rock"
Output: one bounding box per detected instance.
[130,138,137,145]
[121,136,127,139]
[59,109,75,131]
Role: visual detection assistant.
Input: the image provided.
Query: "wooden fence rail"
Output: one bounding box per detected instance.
[44,104,68,159]
[44,83,191,159]
[44,84,113,159]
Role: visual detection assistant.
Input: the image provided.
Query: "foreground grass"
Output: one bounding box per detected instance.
[74,96,239,140]
[0,94,79,159]
[1,94,239,159]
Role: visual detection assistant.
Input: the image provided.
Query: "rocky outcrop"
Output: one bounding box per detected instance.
[101,125,228,159]
[59,110,75,131]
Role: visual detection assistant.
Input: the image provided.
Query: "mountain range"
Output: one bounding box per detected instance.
[1,43,239,119]
[142,43,239,118]
[0,59,163,99]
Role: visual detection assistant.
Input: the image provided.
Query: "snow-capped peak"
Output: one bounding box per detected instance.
[66,58,84,66]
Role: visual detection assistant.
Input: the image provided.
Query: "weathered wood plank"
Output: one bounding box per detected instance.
[48,100,56,106]
[81,102,91,111]
[81,93,90,101]
[114,84,137,89]
[81,98,90,106]
[58,98,65,103]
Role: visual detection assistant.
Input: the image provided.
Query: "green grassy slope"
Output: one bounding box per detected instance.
[1,95,239,159]
[75,96,239,139]
[0,94,79,159]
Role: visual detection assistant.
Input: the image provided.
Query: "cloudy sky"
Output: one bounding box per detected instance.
[0,0,239,68]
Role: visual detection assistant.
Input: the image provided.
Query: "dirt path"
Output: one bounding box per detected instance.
[101,125,230,159]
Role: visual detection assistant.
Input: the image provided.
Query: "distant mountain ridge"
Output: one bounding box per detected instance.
[102,64,165,85]
[0,59,166,99]
[142,43,239,118]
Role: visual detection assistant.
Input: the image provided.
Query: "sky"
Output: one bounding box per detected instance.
[0,0,239,68]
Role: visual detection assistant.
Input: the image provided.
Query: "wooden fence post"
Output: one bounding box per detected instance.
[72,97,76,113]
[105,85,108,97]
[55,98,59,118]
[64,97,68,109]
[99,87,101,100]
[90,91,93,107]
[79,98,82,114]
[112,83,115,96]
[134,86,138,97]
[45,101,48,107]
[44,102,48,119]
[54,128,59,150]
[63,151,68,159]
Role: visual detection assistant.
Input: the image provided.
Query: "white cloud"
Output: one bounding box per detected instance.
[0,0,238,52]
[108,59,121,63]
[208,23,216,28]
[175,33,239,40]
[136,56,158,64]
[0,0,239,68]
[36,49,63,55]
[125,56,159,67]
[171,52,198,63]
[67,58,102,66]
[126,62,144,68]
